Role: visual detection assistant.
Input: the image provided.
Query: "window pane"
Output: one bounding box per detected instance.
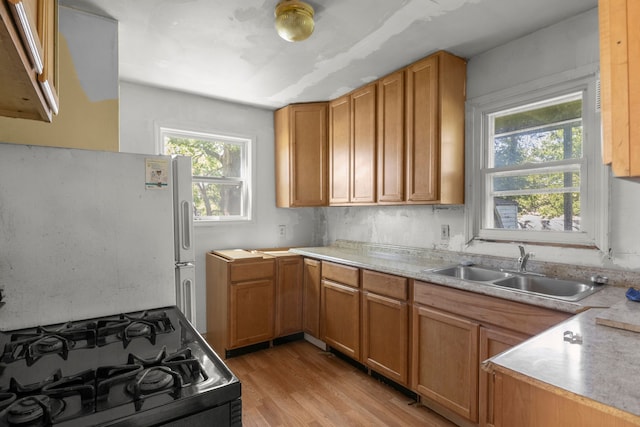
[161,128,251,222]
[492,193,580,231]
[193,181,244,219]
[491,95,583,168]
[493,171,580,191]
[165,137,244,178]
[484,92,585,236]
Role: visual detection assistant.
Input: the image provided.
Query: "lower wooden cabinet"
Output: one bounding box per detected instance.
[229,278,275,349]
[274,255,303,337]
[207,250,306,356]
[321,280,360,360]
[361,269,409,385]
[412,305,479,422]
[492,370,638,427]
[479,326,528,427]
[302,258,321,338]
[206,251,276,356]
[321,261,361,360]
[412,280,571,426]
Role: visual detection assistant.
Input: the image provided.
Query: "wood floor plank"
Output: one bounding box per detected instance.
[224,340,457,426]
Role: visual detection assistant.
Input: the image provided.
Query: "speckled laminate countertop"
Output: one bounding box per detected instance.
[485,308,640,421]
[290,244,627,314]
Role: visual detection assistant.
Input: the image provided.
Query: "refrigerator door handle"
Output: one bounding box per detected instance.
[180,199,192,251]
[183,278,193,322]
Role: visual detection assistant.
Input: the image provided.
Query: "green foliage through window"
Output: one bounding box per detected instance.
[162,130,251,221]
[487,93,583,232]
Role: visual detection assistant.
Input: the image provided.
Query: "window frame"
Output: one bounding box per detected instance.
[158,126,254,224]
[465,65,609,249]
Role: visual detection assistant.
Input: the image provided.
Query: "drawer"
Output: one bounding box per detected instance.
[322,261,359,288]
[362,269,408,300]
[230,259,275,282]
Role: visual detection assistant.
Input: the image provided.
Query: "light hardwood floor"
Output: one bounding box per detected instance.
[224,340,457,427]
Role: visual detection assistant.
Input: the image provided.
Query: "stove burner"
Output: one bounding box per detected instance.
[97,311,174,348]
[130,368,175,394]
[2,322,97,365]
[34,336,64,354]
[5,395,64,425]
[0,392,17,411]
[126,322,152,338]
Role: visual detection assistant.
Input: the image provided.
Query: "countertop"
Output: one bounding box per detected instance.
[290,245,626,314]
[290,242,637,420]
[485,308,640,421]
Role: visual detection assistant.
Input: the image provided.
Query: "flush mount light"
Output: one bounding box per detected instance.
[274,0,315,42]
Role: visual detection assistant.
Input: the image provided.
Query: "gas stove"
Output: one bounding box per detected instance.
[0,307,241,426]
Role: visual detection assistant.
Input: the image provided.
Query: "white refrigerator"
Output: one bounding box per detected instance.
[0,142,196,331]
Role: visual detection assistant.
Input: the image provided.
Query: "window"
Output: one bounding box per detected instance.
[160,127,252,222]
[467,70,608,248]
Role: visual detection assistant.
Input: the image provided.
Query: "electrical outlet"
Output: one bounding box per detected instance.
[440,224,450,240]
[278,225,287,238]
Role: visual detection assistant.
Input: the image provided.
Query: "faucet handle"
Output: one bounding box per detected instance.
[590,275,609,285]
[518,245,525,258]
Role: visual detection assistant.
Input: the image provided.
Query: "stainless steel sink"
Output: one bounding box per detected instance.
[429,264,602,301]
[430,265,513,282]
[490,275,600,301]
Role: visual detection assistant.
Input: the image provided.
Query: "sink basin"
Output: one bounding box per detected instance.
[429,264,603,302]
[430,265,513,282]
[491,275,599,301]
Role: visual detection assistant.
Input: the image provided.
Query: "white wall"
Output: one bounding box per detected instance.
[321,8,640,271]
[119,82,319,332]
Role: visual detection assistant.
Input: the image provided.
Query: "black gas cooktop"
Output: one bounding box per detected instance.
[0,307,241,426]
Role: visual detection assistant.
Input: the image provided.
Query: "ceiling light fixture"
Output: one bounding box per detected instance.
[274,0,315,42]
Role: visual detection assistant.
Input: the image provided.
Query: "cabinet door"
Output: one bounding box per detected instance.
[321,279,360,360]
[412,305,479,422]
[275,257,303,337]
[493,371,639,427]
[479,326,528,427]
[362,292,409,385]
[0,0,57,121]
[350,83,377,203]
[406,55,439,202]
[229,279,275,349]
[290,104,328,206]
[599,0,640,177]
[377,71,405,203]
[302,258,321,337]
[36,0,59,114]
[275,103,328,207]
[329,95,351,204]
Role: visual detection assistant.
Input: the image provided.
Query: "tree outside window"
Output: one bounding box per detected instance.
[486,93,583,232]
[161,128,251,222]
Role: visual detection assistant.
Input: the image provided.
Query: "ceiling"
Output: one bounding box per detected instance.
[58,0,597,110]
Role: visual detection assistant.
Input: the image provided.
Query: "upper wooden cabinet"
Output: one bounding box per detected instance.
[377,51,466,204]
[377,70,405,203]
[275,50,466,207]
[406,52,466,204]
[599,0,640,177]
[329,95,351,204]
[329,83,377,205]
[274,103,329,207]
[0,0,59,122]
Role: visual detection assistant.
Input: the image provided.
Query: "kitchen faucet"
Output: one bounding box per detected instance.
[517,245,531,272]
